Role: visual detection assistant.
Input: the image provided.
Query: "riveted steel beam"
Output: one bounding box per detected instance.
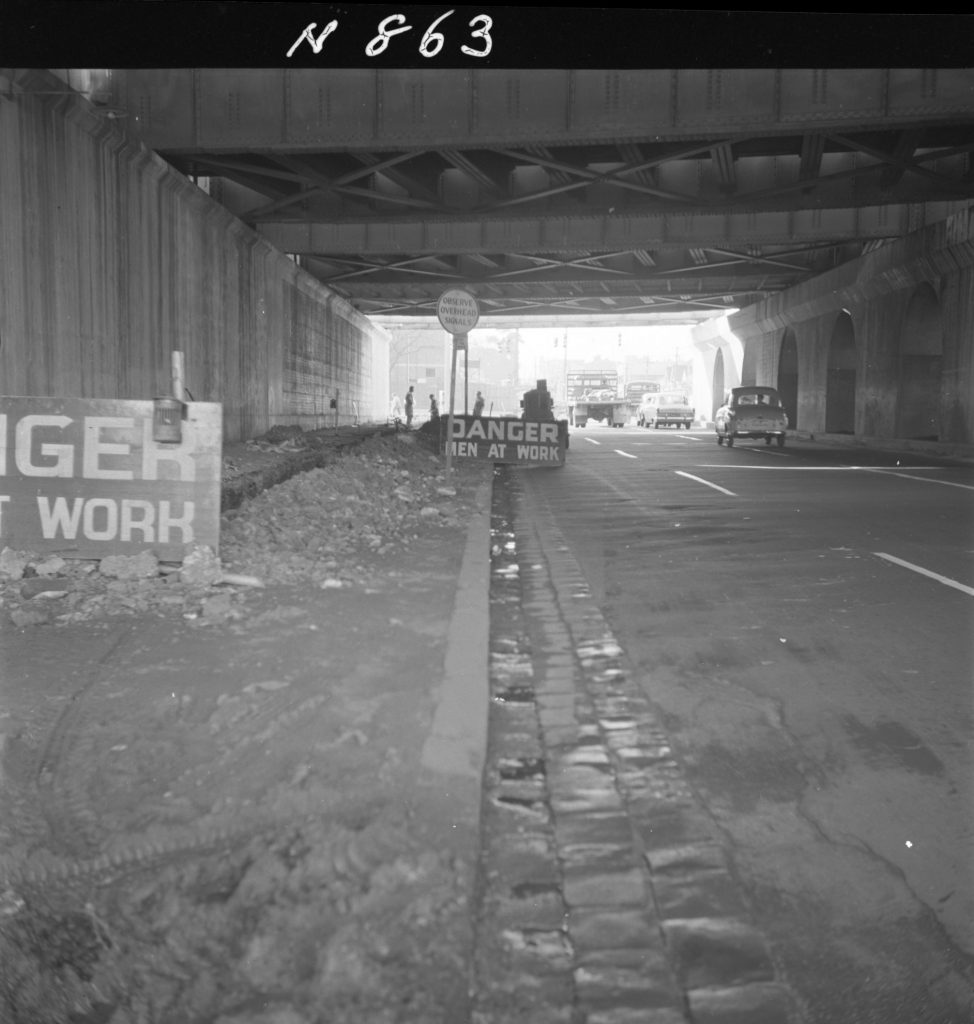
[256,205,912,257]
[119,69,974,153]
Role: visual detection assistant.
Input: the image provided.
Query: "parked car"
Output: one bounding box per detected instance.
[638,391,695,429]
[715,386,789,447]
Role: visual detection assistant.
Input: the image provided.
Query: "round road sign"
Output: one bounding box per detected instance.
[437,288,480,334]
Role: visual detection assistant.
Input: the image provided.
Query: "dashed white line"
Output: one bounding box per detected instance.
[674,470,738,496]
[614,449,637,459]
[874,552,974,597]
[583,437,601,445]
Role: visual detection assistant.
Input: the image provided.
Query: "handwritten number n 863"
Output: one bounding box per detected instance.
[365,11,493,58]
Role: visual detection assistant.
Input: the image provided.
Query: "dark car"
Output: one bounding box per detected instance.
[715,386,789,447]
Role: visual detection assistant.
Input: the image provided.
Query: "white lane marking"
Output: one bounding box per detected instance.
[632,436,703,444]
[675,470,738,496]
[693,463,974,488]
[862,467,974,491]
[583,436,601,445]
[874,552,974,597]
[614,449,637,459]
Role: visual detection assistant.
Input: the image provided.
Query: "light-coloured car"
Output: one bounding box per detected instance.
[638,391,695,429]
[715,385,789,447]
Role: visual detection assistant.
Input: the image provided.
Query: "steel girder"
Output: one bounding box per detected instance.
[76,68,974,318]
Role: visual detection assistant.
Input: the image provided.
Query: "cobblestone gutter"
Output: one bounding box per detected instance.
[472,467,807,1024]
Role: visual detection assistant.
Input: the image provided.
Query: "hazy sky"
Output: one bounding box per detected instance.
[490,324,696,362]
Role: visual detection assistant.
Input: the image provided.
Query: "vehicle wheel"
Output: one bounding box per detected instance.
[726,434,735,447]
[717,433,724,445]
[777,435,786,448]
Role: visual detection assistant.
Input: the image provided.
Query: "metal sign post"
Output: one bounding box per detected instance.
[436,288,479,473]
[446,337,460,474]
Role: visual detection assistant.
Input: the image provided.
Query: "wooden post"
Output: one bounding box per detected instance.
[445,335,462,474]
[171,350,185,401]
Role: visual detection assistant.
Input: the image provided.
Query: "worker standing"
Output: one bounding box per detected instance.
[404,385,415,428]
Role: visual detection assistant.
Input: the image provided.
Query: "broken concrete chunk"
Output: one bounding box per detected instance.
[21,577,72,600]
[34,555,67,576]
[99,551,160,580]
[0,548,34,581]
[179,545,223,586]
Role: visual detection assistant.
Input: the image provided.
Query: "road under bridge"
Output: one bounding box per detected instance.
[2,61,973,446]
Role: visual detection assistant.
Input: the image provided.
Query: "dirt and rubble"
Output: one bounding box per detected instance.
[1,424,473,628]
[0,423,493,1024]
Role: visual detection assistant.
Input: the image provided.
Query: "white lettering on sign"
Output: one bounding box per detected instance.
[36,496,195,544]
[445,417,564,464]
[83,417,135,480]
[450,418,559,444]
[140,418,195,481]
[449,441,480,457]
[0,397,221,559]
[1,414,195,481]
[15,415,74,476]
[437,288,480,334]
[516,445,559,461]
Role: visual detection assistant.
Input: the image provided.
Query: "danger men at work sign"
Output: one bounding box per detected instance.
[444,416,565,465]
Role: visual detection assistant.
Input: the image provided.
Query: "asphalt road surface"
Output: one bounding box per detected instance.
[520,423,974,1024]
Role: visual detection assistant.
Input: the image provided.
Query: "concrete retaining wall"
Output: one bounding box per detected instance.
[0,70,387,443]
[698,206,974,444]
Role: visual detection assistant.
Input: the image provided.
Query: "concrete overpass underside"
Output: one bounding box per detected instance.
[85,67,974,323]
[5,66,974,446]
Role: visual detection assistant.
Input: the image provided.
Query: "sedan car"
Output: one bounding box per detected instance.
[638,391,695,429]
[715,386,789,447]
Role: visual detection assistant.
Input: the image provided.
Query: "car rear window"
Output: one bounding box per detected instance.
[736,392,780,406]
